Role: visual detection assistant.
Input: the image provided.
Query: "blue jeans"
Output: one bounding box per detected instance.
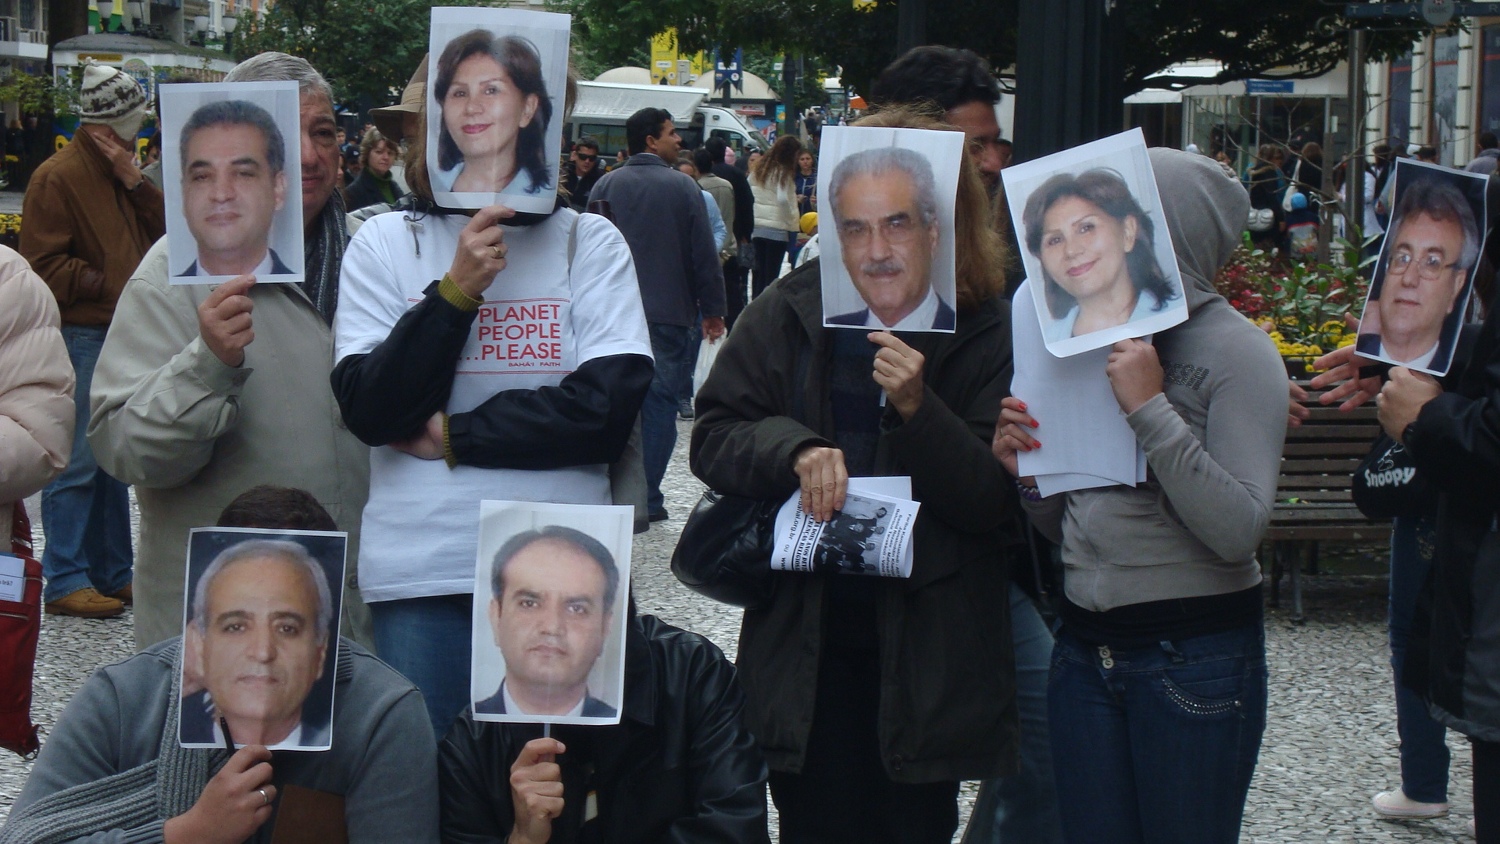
[963,584,1063,844]
[1049,620,1267,844]
[41,324,133,602]
[643,322,696,514]
[1388,516,1450,803]
[370,594,473,741]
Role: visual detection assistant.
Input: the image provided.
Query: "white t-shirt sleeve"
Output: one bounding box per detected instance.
[334,216,420,363]
[568,213,654,366]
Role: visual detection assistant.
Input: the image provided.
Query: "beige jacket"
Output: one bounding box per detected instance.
[750,174,799,234]
[88,239,371,649]
[0,246,74,534]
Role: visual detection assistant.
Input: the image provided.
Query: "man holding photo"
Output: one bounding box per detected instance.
[475,526,618,719]
[825,146,955,331]
[181,538,333,747]
[1355,178,1479,373]
[177,100,293,278]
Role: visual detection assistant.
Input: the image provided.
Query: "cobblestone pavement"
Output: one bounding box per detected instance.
[0,418,1481,841]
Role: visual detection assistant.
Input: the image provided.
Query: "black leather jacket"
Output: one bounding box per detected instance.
[438,614,771,843]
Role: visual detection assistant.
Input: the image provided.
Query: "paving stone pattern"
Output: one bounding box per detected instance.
[0,419,1480,841]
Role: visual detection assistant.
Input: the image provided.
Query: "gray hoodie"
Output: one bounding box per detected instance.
[1024,148,1288,612]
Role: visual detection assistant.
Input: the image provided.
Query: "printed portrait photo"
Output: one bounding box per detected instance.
[811,497,890,576]
[1354,158,1488,376]
[179,527,347,751]
[1002,128,1188,357]
[160,81,305,284]
[470,501,633,726]
[817,126,964,333]
[428,7,571,213]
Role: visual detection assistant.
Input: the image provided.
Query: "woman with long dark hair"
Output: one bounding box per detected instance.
[432,30,553,195]
[1021,167,1177,343]
[749,135,803,297]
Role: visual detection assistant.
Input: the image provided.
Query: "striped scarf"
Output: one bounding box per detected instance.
[299,188,349,325]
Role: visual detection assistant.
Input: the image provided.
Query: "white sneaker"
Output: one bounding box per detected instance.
[1371,788,1449,819]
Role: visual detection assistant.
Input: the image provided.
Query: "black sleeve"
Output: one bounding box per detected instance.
[330,280,474,447]
[448,353,652,470]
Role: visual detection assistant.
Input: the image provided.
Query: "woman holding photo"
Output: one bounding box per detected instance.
[994,149,1287,844]
[331,89,652,739]
[692,107,1021,843]
[433,30,553,195]
[1022,167,1179,343]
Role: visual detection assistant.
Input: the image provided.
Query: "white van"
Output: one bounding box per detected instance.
[568,81,767,160]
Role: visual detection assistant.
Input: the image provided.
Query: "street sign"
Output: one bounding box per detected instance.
[1246,79,1295,94]
[714,48,744,94]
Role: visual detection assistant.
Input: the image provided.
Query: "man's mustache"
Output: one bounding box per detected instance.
[861,259,905,276]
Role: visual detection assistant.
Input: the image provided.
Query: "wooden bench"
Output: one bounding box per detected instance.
[1263,387,1391,622]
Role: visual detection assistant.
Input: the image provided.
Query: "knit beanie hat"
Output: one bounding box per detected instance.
[79,59,149,137]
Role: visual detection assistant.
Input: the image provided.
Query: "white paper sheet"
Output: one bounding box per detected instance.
[1011,280,1145,494]
[0,554,24,603]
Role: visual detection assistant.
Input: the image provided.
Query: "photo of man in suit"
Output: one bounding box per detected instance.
[176,100,294,278]
[474,526,620,719]
[180,538,335,748]
[825,146,955,331]
[1355,174,1482,375]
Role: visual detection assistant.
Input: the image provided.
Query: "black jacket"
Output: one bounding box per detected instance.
[689,262,1023,783]
[713,161,755,244]
[329,236,651,467]
[1406,308,1500,743]
[344,170,406,213]
[439,615,771,843]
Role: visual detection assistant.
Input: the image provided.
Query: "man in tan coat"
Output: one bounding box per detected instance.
[20,60,163,618]
[89,52,371,650]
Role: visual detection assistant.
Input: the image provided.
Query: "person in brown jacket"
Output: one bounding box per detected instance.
[20,59,164,618]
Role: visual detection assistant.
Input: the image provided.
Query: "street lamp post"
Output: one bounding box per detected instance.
[223,12,238,54]
[1014,0,1123,161]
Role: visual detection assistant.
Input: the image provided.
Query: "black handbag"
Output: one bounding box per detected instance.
[670,490,779,609]
[1351,433,1434,520]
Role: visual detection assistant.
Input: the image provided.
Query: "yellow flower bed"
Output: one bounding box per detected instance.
[0,213,21,235]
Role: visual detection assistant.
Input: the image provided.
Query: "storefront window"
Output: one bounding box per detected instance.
[1481,26,1500,138]
[1388,49,1413,146]
[1433,33,1459,166]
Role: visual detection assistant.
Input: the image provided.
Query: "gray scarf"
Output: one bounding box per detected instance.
[0,641,229,844]
[299,188,349,325]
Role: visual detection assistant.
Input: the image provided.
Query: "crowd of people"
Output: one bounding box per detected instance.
[0,35,1496,844]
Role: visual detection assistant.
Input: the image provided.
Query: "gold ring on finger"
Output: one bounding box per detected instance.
[490,245,503,260]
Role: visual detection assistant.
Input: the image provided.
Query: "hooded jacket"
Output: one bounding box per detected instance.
[1404,268,1500,742]
[1022,149,1288,613]
[690,261,1023,783]
[0,247,73,533]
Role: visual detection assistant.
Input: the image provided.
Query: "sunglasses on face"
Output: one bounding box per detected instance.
[576,152,598,161]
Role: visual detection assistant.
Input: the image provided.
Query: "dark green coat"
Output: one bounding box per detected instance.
[689,262,1023,783]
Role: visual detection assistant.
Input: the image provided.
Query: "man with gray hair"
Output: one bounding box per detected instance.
[1355,177,1480,373]
[826,146,954,330]
[89,51,371,651]
[177,100,294,278]
[180,538,335,748]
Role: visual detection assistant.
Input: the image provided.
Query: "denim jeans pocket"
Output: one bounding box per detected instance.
[1157,658,1249,719]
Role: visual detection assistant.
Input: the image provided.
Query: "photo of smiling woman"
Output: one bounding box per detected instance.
[427,8,569,213]
[1004,129,1188,356]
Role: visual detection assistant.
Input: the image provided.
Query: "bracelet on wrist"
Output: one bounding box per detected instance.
[1015,479,1042,502]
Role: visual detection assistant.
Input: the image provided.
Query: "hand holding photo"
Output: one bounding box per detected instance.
[428,7,570,213]
[160,82,304,284]
[818,126,963,333]
[470,501,633,726]
[1353,158,1487,376]
[179,528,346,751]
[1002,129,1187,357]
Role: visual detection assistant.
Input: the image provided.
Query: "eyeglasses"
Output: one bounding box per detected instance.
[1390,249,1460,280]
[575,152,597,161]
[838,214,924,245]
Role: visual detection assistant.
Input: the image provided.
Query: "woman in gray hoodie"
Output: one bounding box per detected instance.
[994,149,1288,844]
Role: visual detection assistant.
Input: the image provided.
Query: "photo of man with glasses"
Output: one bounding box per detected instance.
[824,141,958,331]
[1355,167,1486,376]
